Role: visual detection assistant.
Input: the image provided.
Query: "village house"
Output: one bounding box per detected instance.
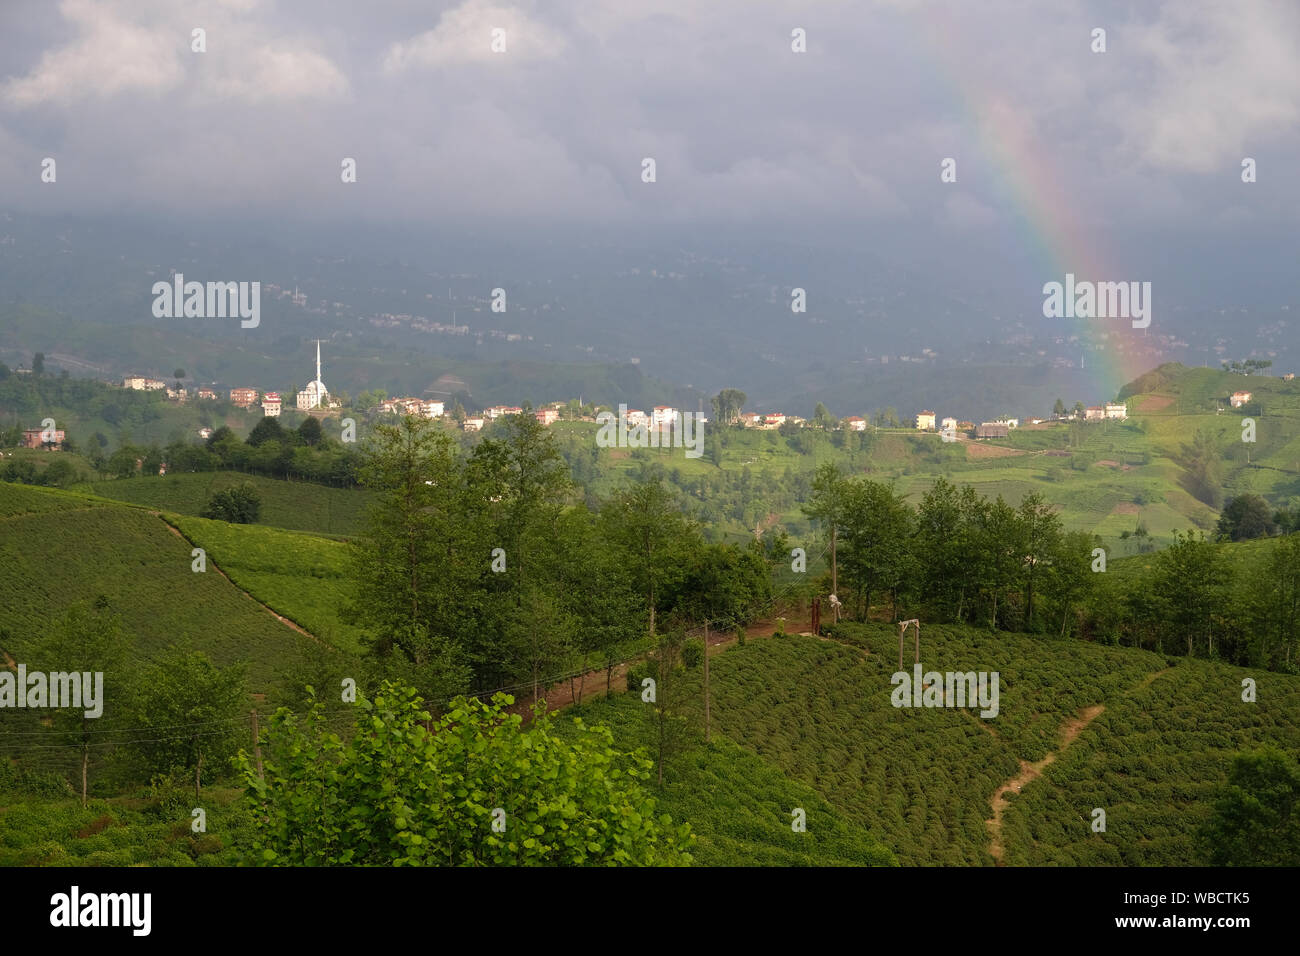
[624,408,651,429]
[197,387,217,401]
[940,416,958,433]
[463,417,485,432]
[1230,391,1252,408]
[652,406,679,428]
[198,427,213,440]
[22,427,65,450]
[760,413,786,429]
[229,387,259,408]
[739,412,761,428]
[534,408,559,426]
[484,405,524,420]
[994,416,1019,429]
[1104,402,1128,420]
[916,411,936,431]
[123,375,167,391]
[843,416,867,432]
[165,385,187,402]
[1085,406,1106,421]
[261,391,282,417]
[975,422,1009,439]
[1283,373,1295,382]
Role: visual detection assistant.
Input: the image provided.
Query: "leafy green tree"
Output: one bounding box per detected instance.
[1216,494,1278,541]
[803,462,849,611]
[711,388,747,426]
[347,415,471,700]
[1053,398,1066,418]
[247,416,287,447]
[130,651,247,801]
[201,483,261,523]
[837,478,915,620]
[28,605,131,807]
[242,684,693,866]
[1261,534,1300,668]
[600,481,696,639]
[297,416,323,447]
[813,402,836,430]
[1200,748,1300,866]
[1152,531,1231,657]
[31,352,44,375]
[1017,492,1063,630]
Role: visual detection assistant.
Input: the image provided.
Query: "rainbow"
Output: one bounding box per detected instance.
[908,12,1152,399]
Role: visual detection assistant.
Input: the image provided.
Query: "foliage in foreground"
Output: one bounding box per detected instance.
[242,683,694,866]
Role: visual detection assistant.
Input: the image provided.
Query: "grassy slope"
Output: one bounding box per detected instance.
[664,625,1299,865]
[560,693,897,866]
[999,657,1300,865]
[168,513,364,655]
[78,472,372,536]
[0,483,320,691]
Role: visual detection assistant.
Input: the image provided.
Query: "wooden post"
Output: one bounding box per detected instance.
[703,621,711,743]
[898,619,920,670]
[250,709,264,779]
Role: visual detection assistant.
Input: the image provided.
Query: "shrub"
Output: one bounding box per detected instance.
[681,638,705,669]
[200,482,261,523]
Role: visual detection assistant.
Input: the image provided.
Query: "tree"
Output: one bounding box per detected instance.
[837,479,915,620]
[803,462,849,616]
[201,483,261,523]
[29,605,131,807]
[242,684,693,865]
[297,416,323,447]
[1261,534,1300,668]
[1017,492,1063,630]
[600,481,696,639]
[1200,748,1300,866]
[131,651,247,801]
[247,416,287,447]
[347,415,470,700]
[31,352,44,375]
[813,402,836,430]
[173,368,185,384]
[1053,398,1066,418]
[1217,494,1278,541]
[1152,531,1230,657]
[711,388,747,426]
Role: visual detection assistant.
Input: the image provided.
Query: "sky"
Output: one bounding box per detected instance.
[1,0,1297,243]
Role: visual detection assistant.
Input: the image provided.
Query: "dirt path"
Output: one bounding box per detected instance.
[153,513,325,646]
[986,703,1105,865]
[508,614,812,720]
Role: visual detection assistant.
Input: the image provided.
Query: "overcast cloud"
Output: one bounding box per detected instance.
[1,0,1297,238]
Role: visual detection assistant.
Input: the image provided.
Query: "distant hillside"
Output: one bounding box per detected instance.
[79,472,372,537]
[0,483,323,692]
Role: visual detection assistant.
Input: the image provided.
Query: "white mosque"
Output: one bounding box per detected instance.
[296,340,332,410]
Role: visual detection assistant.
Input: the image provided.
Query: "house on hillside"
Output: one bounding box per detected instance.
[916,411,936,431]
[1230,391,1252,408]
[1104,402,1128,420]
[22,427,64,450]
[994,416,1019,429]
[463,417,485,432]
[1283,373,1294,382]
[843,416,867,432]
[197,387,217,401]
[940,416,958,433]
[123,375,167,391]
[229,387,259,408]
[975,423,1009,439]
[739,412,761,428]
[1085,406,1106,421]
[534,408,559,426]
[652,406,678,428]
[761,413,786,429]
[198,427,213,440]
[261,392,282,417]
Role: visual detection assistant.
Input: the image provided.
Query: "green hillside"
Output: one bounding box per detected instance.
[0,483,320,691]
[78,472,371,536]
[641,625,1300,865]
[168,514,364,655]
